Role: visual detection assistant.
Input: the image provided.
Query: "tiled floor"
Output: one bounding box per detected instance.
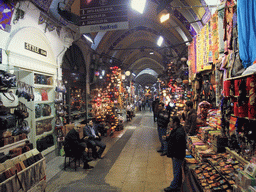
[46,111,174,192]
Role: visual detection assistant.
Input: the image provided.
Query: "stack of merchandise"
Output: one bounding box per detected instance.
[208,109,221,129]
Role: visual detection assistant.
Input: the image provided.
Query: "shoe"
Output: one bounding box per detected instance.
[161,152,167,156]
[83,164,94,169]
[164,187,180,192]
[157,149,163,153]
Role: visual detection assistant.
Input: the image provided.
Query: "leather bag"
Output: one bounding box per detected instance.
[0,112,16,130]
[0,91,18,108]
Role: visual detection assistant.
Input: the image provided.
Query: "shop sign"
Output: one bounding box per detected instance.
[80,0,129,33]
[24,43,47,57]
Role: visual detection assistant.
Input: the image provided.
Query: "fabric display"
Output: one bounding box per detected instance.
[247,75,256,119]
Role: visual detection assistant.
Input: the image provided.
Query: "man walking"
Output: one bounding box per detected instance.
[164,116,186,192]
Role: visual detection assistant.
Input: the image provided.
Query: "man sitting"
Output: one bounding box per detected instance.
[64,125,93,169]
[83,119,106,159]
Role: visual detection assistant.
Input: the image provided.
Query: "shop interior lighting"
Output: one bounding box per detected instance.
[160,13,170,23]
[131,0,146,14]
[150,51,154,55]
[157,36,164,46]
[83,34,93,44]
[132,73,136,76]
[102,70,105,76]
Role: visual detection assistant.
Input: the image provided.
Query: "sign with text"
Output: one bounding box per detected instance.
[80,0,129,33]
[25,43,47,57]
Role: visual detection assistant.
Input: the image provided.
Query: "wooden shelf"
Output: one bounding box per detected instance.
[225,147,249,165]
[41,145,55,156]
[0,139,28,154]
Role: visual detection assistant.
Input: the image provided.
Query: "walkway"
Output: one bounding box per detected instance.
[45,111,174,192]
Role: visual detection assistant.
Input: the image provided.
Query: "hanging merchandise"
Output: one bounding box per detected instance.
[237,0,256,68]
[0,90,18,108]
[14,102,29,119]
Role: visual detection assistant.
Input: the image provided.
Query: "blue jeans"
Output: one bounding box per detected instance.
[157,126,167,152]
[169,158,184,189]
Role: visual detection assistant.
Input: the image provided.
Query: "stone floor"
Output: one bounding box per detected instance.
[45,111,174,192]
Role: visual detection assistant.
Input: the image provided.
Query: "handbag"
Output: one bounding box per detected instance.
[0,112,16,130]
[42,104,51,116]
[0,91,18,108]
[35,104,42,118]
[41,89,48,101]
[0,70,16,88]
[14,102,29,119]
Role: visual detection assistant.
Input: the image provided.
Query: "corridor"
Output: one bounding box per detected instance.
[46,111,174,192]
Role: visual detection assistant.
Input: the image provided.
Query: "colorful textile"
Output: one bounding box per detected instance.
[237,0,256,68]
[0,0,14,31]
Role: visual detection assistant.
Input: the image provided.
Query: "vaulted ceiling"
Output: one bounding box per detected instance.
[68,0,219,87]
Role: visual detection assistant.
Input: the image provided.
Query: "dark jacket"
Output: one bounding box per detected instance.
[166,125,186,160]
[83,125,101,141]
[157,109,170,129]
[64,128,86,157]
[152,99,159,113]
[184,108,197,136]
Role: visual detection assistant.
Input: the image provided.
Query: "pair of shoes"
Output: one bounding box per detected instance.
[157,149,163,153]
[164,187,179,192]
[83,164,94,169]
[161,152,167,156]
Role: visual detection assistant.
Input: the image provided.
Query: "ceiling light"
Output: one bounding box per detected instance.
[150,51,154,55]
[131,0,146,14]
[160,13,170,23]
[157,36,164,46]
[83,34,93,44]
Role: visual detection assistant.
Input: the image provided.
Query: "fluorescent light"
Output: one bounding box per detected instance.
[160,13,170,23]
[150,51,154,55]
[157,36,164,46]
[83,34,93,43]
[132,73,136,76]
[131,0,146,14]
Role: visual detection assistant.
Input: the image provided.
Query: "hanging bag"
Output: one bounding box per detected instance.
[0,91,18,108]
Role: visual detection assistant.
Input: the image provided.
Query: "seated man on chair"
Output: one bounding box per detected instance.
[64,125,93,169]
[83,119,106,159]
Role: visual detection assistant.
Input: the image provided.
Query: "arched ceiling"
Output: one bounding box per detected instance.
[69,0,219,87]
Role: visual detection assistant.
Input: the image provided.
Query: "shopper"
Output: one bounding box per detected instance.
[152,97,160,122]
[184,101,198,136]
[164,116,186,192]
[126,103,132,121]
[83,119,106,159]
[156,102,170,156]
[64,125,94,169]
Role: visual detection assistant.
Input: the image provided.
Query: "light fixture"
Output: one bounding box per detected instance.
[132,73,136,77]
[122,75,125,80]
[102,70,105,76]
[131,0,146,14]
[83,34,93,44]
[125,71,131,76]
[157,36,164,46]
[160,13,170,23]
[150,51,154,55]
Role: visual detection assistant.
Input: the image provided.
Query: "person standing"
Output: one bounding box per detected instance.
[184,101,198,136]
[156,102,170,156]
[83,119,106,159]
[152,97,160,122]
[164,116,186,192]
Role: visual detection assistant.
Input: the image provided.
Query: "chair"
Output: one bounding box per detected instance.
[63,148,81,171]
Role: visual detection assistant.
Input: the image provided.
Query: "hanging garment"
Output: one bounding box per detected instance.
[237,0,256,68]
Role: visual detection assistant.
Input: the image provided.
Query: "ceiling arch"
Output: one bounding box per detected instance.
[67,0,219,87]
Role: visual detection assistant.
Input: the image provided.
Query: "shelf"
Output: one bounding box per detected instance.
[70,111,86,116]
[231,114,256,121]
[0,139,28,154]
[35,115,54,121]
[36,130,54,140]
[225,147,249,165]
[41,145,55,156]
[35,101,54,104]
[34,84,54,89]
[226,72,256,81]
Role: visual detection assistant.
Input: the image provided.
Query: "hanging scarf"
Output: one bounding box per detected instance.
[237,0,256,68]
